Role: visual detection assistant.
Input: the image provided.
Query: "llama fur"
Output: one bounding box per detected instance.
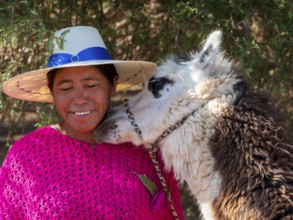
[95,31,293,220]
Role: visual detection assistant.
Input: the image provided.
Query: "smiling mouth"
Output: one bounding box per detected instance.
[73,111,91,116]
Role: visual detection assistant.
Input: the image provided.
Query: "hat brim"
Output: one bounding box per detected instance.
[2,60,156,102]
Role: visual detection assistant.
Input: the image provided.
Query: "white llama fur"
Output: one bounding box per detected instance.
[95,31,293,220]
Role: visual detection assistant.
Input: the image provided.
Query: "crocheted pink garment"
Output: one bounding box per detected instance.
[0,126,184,219]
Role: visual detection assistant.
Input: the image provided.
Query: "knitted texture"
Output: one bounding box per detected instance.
[0,126,184,220]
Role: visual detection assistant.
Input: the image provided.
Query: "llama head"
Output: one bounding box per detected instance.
[94,30,242,146]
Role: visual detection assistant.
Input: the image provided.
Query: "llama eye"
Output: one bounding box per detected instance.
[149,78,163,90]
[148,77,174,98]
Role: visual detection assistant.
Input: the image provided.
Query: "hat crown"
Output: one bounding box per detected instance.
[51,26,107,55]
[48,26,111,68]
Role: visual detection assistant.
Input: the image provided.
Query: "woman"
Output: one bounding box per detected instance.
[0,26,184,219]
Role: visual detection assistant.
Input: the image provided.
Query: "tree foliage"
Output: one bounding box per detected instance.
[0,1,292,219]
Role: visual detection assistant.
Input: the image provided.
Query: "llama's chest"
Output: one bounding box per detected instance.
[161,108,224,202]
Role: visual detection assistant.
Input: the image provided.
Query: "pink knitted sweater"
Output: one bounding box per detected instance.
[0,126,184,219]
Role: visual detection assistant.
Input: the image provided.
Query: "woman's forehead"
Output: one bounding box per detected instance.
[54,66,106,81]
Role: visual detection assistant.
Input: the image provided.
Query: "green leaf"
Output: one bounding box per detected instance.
[133,171,158,197]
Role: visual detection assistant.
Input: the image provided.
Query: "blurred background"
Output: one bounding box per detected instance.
[0,1,292,219]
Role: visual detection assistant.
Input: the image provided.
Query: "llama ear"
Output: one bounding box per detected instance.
[192,30,224,80]
[199,30,222,63]
[190,31,224,84]
[203,31,222,51]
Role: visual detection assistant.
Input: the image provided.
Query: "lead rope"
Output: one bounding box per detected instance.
[148,145,179,220]
[123,99,179,220]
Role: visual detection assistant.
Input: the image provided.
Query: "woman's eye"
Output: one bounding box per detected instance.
[86,84,98,88]
[60,87,71,91]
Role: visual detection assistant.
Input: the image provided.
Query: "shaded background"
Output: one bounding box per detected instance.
[0,1,292,219]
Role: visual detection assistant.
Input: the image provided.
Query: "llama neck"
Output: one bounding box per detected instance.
[160,95,235,207]
[161,119,222,204]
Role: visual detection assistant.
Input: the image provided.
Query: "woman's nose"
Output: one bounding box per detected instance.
[72,88,88,105]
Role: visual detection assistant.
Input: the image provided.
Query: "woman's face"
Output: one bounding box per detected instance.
[52,66,117,143]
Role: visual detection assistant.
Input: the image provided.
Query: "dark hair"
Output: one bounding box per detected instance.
[47,64,118,92]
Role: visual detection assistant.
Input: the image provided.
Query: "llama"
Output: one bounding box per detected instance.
[94,31,293,220]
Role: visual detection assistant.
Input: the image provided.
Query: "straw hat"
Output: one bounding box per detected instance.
[2,26,156,102]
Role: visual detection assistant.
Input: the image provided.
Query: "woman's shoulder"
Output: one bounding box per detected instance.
[6,126,59,155]
[0,126,55,169]
[14,126,57,143]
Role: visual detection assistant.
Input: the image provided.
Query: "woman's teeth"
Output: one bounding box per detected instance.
[74,111,90,116]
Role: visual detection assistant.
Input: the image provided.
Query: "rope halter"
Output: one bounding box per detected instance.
[123,99,198,220]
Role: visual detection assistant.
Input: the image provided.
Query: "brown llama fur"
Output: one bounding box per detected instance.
[210,85,293,219]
